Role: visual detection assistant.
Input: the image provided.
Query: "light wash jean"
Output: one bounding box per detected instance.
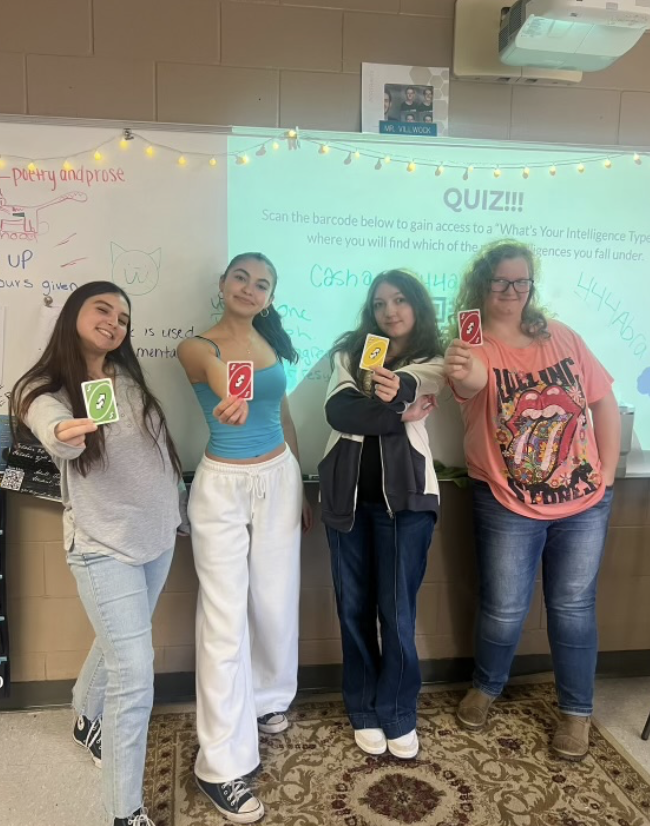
[471,481,614,716]
[68,547,174,822]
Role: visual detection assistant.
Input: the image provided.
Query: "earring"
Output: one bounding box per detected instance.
[218,290,224,299]
[260,307,269,317]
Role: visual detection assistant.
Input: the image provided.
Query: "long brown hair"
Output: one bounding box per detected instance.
[449,240,549,340]
[11,281,182,478]
[331,269,444,383]
[222,253,299,364]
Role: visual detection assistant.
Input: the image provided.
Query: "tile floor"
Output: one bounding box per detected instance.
[1,676,649,826]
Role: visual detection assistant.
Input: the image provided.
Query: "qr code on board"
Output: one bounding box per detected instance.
[1,467,25,491]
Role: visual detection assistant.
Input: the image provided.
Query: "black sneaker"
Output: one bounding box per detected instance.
[257,711,289,734]
[114,808,155,825]
[72,713,102,767]
[195,774,264,824]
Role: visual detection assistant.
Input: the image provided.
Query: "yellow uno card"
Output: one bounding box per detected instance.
[360,334,390,371]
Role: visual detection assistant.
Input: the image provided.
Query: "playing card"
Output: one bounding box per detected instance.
[227,361,254,400]
[81,378,119,425]
[458,309,483,346]
[360,334,390,370]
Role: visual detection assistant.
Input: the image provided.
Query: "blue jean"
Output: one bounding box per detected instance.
[69,547,173,822]
[326,503,435,739]
[472,482,614,715]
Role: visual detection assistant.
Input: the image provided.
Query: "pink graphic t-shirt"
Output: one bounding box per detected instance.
[453,320,614,520]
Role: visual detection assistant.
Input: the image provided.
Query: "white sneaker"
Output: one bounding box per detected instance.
[354,728,387,755]
[257,712,289,734]
[387,729,419,759]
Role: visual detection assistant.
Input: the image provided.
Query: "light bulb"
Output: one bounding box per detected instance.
[634,153,642,165]
[120,138,129,149]
[93,151,102,161]
[27,162,36,172]
[272,142,280,151]
[577,163,585,174]
[549,165,557,176]
[407,161,416,173]
[353,150,360,160]
[493,168,502,178]
[522,167,530,179]
[435,165,444,176]
[604,159,612,169]
[63,160,73,171]
[146,146,154,157]
[319,144,330,155]
[383,156,391,164]
[209,157,217,167]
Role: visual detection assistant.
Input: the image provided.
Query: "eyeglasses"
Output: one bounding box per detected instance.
[489,278,533,294]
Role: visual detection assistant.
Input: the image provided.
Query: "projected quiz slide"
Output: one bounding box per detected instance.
[227,133,650,452]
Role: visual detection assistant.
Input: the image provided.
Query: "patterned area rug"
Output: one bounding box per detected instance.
[143,684,650,826]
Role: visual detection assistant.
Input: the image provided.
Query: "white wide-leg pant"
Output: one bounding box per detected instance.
[188,446,303,783]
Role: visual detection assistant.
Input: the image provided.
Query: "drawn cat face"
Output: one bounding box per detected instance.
[111,243,161,296]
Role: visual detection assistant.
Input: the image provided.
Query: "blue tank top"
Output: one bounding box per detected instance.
[191,337,286,459]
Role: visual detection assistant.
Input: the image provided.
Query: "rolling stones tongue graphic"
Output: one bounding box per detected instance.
[503,385,581,486]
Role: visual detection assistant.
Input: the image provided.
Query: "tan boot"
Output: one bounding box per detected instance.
[456,688,496,732]
[551,713,591,761]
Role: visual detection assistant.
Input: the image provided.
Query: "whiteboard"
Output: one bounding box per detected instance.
[1,118,649,476]
[0,119,228,470]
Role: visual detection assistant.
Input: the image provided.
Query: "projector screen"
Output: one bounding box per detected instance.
[228,130,649,475]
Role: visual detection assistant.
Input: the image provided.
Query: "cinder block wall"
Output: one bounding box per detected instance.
[2,1,650,682]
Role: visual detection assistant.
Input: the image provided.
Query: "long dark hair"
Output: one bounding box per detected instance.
[222,252,298,364]
[331,269,444,383]
[11,281,182,478]
[450,240,549,340]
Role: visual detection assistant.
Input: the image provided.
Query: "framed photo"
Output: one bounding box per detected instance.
[362,63,449,136]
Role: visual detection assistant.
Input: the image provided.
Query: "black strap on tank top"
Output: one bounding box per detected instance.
[194,335,221,358]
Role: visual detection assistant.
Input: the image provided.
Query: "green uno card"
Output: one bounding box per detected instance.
[81,379,119,425]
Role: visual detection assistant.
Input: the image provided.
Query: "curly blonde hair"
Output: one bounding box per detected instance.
[448,239,550,342]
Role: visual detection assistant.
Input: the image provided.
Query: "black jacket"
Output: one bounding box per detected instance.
[318,352,445,532]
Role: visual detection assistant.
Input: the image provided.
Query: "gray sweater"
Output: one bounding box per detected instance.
[25,374,182,565]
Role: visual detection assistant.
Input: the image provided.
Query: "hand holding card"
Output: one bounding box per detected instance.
[360,334,390,371]
[227,361,254,400]
[81,379,119,425]
[458,309,483,346]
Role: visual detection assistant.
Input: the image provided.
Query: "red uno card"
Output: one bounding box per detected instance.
[227,361,254,400]
[458,309,483,346]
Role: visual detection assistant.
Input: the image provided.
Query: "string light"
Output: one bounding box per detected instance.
[2,129,643,179]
